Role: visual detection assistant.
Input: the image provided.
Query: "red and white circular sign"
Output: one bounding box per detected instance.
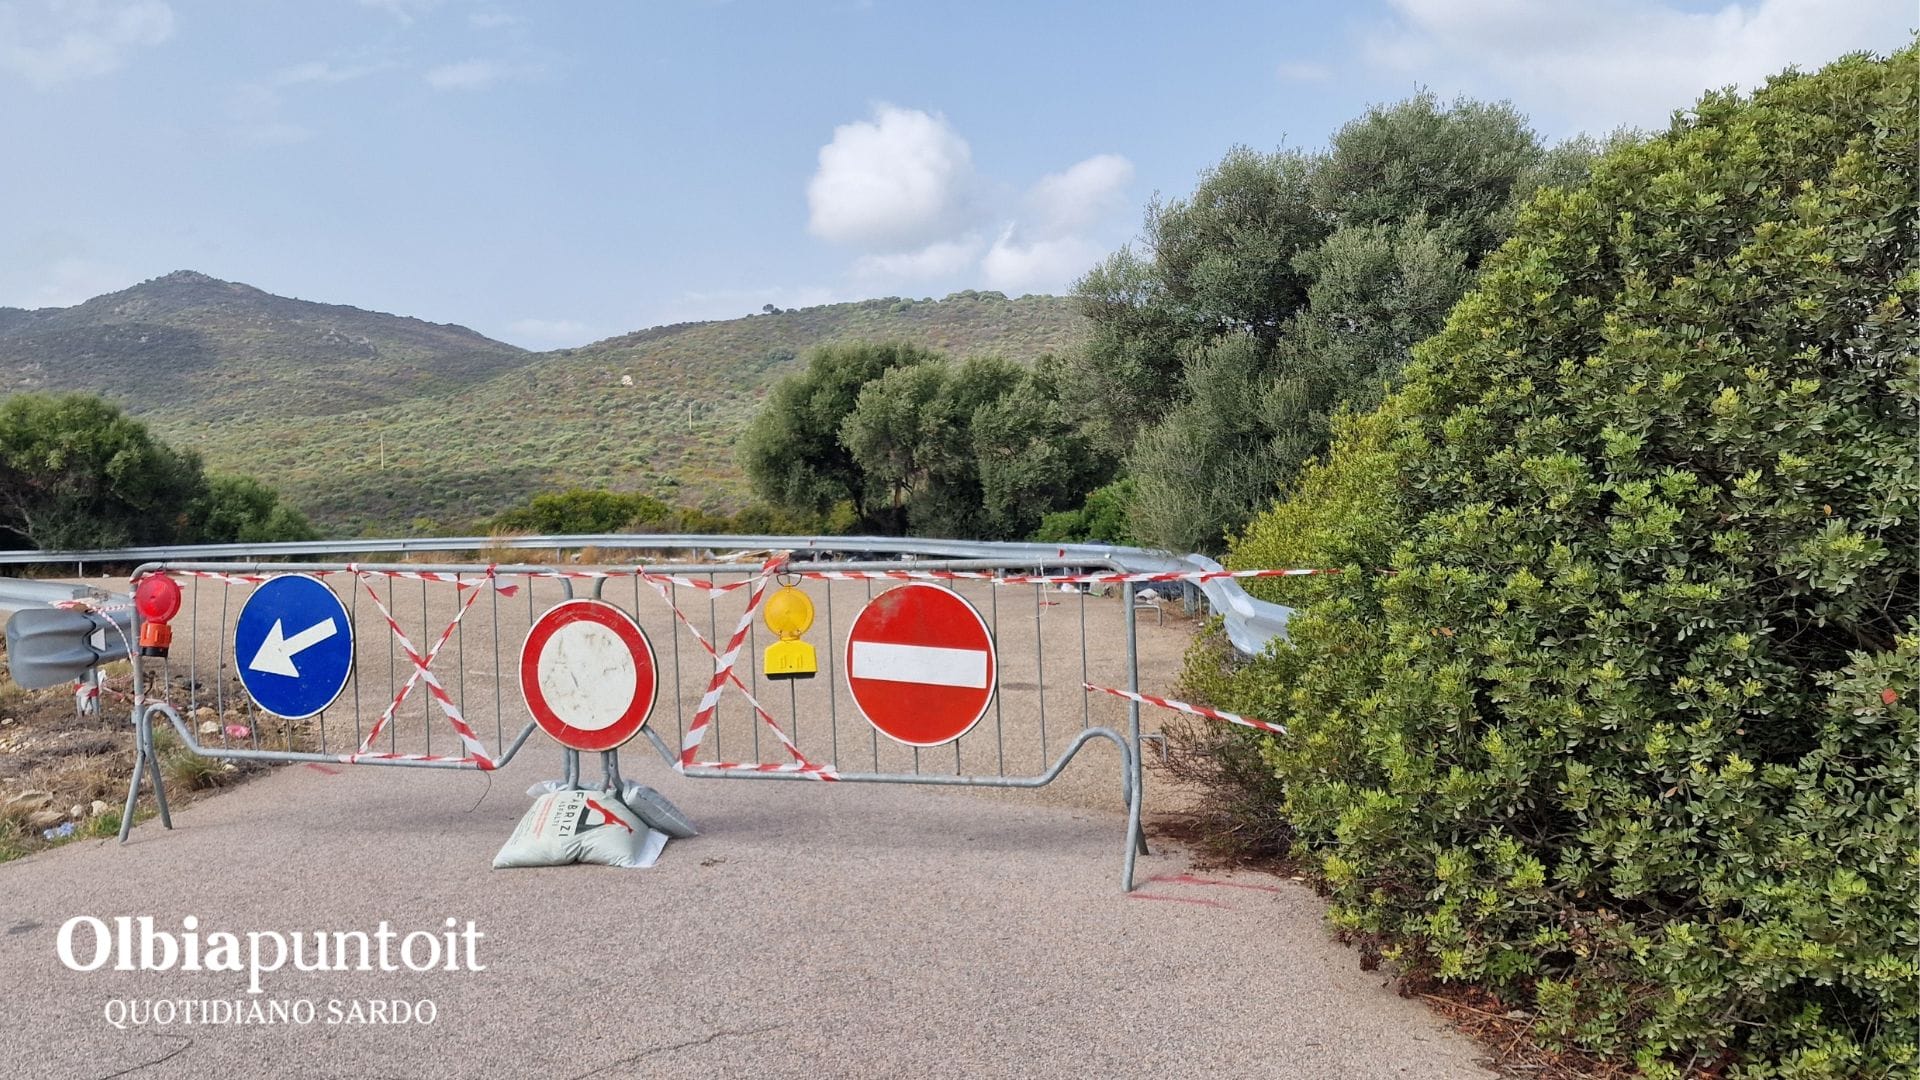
[844,583,997,747]
[520,600,658,752]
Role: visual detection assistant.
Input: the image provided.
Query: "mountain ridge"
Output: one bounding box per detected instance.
[0,272,1090,533]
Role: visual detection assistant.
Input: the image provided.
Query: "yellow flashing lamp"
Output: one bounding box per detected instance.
[762,581,817,680]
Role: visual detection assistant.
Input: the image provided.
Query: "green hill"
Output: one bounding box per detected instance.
[0,271,530,418]
[0,275,1088,534]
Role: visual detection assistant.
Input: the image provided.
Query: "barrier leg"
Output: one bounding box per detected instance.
[146,715,172,830]
[116,737,143,844]
[118,704,173,842]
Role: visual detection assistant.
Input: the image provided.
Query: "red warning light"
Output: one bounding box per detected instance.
[134,575,181,624]
[135,575,181,658]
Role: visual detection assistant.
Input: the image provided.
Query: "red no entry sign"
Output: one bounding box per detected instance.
[520,600,658,752]
[845,583,997,747]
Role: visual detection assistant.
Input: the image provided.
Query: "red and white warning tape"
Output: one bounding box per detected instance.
[643,573,836,780]
[155,562,1335,595]
[1081,682,1289,736]
[158,567,518,594]
[347,569,497,770]
[796,567,1336,588]
[664,556,838,780]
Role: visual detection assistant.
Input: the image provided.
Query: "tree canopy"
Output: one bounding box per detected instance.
[1067,92,1606,552]
[738,341,940,527]
[740,343,1112,539]
[0,393,315,550]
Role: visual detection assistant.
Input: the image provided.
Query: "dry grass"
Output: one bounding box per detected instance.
[1151,714,1295,863]
[0,647,283,862]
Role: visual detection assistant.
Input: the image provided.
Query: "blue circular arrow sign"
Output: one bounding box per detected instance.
[234,574,354,720]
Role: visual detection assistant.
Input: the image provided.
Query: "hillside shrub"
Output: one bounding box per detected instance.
[0,393,313,549]
[1197,48,1917,1077]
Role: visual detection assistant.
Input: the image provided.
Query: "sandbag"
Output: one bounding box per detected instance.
[613,780,697,839]
[524,779,697,839]
[493,789,667,870]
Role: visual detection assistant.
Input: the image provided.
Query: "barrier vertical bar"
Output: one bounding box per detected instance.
[670,577,684,745]
[1123,582,1147,871]
[491,581,503,753]
[824,580,839,768]
[991,583,1005,775]
[1034,580,1047,768]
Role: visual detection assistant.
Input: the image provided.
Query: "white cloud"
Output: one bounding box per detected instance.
[973,154,1135,293]
[1367,0,1911,133]
[1022,154,1134,239]
[806,107,1135,295]
[981,231,1104,295]
[504,318,592,348]
[424,58,508,90]
[806,104,979,252]
[0,0,173,89]
[852,236,987,282]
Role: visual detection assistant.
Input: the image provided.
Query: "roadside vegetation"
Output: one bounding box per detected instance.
[0,392,316,551]
[0,658,270,863]
[1181,47,1916,1078]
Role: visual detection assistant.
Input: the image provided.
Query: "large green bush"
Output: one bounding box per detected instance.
[0,393,314,549]
[1201,48,1917,1077]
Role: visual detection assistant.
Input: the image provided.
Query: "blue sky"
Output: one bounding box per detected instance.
[1,0,1907,348]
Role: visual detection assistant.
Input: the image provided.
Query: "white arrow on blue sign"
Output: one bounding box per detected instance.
[233,574,354,720]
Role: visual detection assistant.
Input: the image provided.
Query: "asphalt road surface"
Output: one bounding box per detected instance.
[0,569,1495,1078]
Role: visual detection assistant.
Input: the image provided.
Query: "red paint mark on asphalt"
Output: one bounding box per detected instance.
[304,763,342,775]
[1150,872,1284,894]
[1127,892,1229,909]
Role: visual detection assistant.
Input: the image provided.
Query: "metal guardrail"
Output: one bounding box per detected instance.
[104,547,1162,888]
[0,578,123,616]
[0,534,1293,656]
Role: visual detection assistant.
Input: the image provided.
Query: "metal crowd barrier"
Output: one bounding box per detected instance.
[123,545,1190,889]
[4,536,1303,891]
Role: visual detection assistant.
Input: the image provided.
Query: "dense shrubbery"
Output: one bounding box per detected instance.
[1187,48,1917,1077]
[0,392,315,549]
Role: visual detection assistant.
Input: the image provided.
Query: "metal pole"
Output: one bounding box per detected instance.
[1122,584,1146,891]
[146,711,173,829]
[117,706,146,843]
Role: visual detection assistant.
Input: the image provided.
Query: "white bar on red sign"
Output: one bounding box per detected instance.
[849,641,990,689]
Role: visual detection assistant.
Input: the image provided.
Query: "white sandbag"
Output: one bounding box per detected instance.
[493,789,667,870]
[615,780,697,839]
[523,779,697,839]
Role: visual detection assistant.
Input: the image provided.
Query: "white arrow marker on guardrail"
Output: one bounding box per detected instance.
[248,618,339,677]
